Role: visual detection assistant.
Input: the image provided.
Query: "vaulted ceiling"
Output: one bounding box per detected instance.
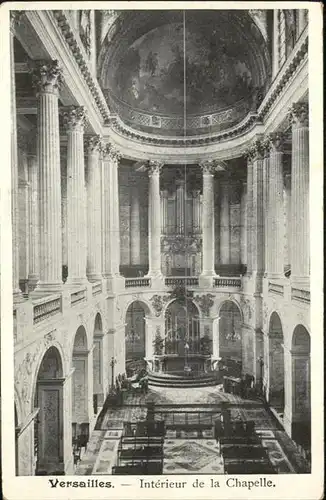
[97,10,272,136]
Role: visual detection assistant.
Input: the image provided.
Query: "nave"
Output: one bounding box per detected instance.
[75,385,310,476]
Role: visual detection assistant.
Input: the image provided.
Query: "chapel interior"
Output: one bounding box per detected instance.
[11,9,311,476]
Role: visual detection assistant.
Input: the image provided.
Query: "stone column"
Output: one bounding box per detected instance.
[10,12,23,300]
[101,145,113,278]
[283,173,291,268]
[250,139,265,277]
[245,154,254,274]
[290,102,309,279]
[130,182,141,266]
[146,161,163,277]
[200,161,218,280]
[85,135,103,281]
[268,132,285,277]
[63,106,88,285]
[27,153,39,290]
[110,146,122,276]
[240,181,247,265]
[31,60,63,294]
[220,180,230,265]
[262,141,270,275]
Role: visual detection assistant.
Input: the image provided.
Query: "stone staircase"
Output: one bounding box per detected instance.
[148,372,219,388]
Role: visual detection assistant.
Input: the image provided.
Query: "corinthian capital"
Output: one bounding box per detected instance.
[268,131,286,153]
[147,160,164,176]
[84,135,103,154]
[62,106,87,132]
[199,159,226,175]
[289,102,309,128]
[31,60,63,95]
[247,137,265,161]
[102,142,122,162]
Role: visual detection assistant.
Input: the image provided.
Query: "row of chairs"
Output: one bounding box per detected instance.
[123,420,165,437]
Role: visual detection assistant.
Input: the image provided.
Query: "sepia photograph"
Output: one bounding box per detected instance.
[0,3,323,500]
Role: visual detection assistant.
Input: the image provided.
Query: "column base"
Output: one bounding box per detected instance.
[65,277,88,287]
[13,287,25,303]
[28,275,39,292]
[199,273,215,288]
[87,273,103,283]
[30,281,63,296]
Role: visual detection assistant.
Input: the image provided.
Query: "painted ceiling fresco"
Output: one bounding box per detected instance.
[109,22,255,116]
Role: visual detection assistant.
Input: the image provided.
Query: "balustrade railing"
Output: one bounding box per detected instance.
[92,282,102,296]
[268,282,284,296]
[214,278,242,288]
[291,287,310,304]
[125,278,151,288]
[33,296,62,324]
[165,277,199,287]
[71,289,87,306]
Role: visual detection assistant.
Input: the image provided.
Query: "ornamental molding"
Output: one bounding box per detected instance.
[52,10,110,121]
[193,294,215,317]
[150,295,170,317]
[31,60,64,95]
[161,235,202,254]
[61,105,87,131]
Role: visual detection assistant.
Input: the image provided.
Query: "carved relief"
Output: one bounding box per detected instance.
[194,294,215,317]
[241,297,252,323]
[150,295,169,317]
[289,102,309,128]
[268,131,285,152]
[85,135,103,153]
[161,235,201,254]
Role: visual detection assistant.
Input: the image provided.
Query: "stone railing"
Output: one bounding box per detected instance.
[213,278,242,289]
[71,289,87,306]
[165,277,199,287]
[125,278,151,288]
[33,295,62,324]
[291,287,310,304]
[268,281,284,296]
[92,282,102,296]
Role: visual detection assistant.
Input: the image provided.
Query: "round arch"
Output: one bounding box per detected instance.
[164,298,200,355]
[93,313,104,415]
[33,346,64,475]
[218,300,242,366]
[291,325,311,452]
[125,301,148,363]
[267,312,285,414]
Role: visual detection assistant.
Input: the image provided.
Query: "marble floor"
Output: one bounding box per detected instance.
[75,385,310,475]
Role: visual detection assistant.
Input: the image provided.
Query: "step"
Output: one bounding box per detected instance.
[148,373,219,388]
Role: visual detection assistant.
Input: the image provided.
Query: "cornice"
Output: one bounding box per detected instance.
[52,10,110,123]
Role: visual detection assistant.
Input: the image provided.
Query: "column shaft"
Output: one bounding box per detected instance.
[28,154,39,289]
[101,147,112,277]
[86,136,102,281]
[201,164,215,275]
[290,103,309,278]
[246,158,253,273]
[130,184,141,265]
[10,14,23,299]
[147,161,163,276]
[251,142,264,274]
[63,106,87,285]
[240,181,247,265]
[268,133,285,276]
[220,181,230,265]
[283,174,291,267]
[31,60,63,292]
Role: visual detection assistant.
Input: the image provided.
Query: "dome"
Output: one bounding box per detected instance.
[98,10,271,136]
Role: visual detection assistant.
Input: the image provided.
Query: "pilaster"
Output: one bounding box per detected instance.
[146,160,164,280]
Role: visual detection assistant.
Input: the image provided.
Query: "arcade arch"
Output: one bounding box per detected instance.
[267,312,285,414]
[33,346,64,475]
